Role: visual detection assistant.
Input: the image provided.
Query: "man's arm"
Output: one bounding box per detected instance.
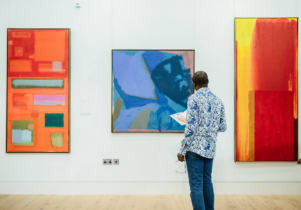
[178,97,199,156]
[218,102,227,132]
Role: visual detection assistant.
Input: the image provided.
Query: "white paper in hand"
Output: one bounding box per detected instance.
[170,111,187,125]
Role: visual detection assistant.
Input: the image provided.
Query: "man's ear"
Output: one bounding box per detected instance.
[207,79,209,84]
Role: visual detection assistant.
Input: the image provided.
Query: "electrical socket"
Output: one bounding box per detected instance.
[114,159,119,165]
[103,159,112,165]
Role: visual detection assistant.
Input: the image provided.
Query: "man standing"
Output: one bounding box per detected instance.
[178,71,227,210]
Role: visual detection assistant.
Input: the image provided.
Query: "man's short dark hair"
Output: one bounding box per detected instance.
[192,71,209,85]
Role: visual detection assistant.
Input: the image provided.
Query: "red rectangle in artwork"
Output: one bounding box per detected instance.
[7,29,69,78]
[255,91,294,161]
[13,93,28,107]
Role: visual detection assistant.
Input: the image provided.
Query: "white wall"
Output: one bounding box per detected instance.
[0,0,301,194]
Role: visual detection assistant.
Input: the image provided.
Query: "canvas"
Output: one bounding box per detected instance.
[112,50,194,133]
[6,29,70,153]
[235,18,298,161]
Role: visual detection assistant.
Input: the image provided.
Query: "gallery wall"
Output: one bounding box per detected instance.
[0,0,301,194]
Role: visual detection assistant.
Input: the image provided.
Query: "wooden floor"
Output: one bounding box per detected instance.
[0,194,301,210]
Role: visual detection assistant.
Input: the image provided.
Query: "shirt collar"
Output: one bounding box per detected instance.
[196,87,210,93]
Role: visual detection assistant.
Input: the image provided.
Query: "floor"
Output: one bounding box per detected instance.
[0,194,301,210]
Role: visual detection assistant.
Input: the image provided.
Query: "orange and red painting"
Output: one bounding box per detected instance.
[6,29,70,153]
[235,18,298,161]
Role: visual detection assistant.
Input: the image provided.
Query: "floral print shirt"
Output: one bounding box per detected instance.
[179,87,227,158]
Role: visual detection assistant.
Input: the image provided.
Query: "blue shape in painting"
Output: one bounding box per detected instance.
[148,53,193,107]
[21,130,32,142]
[114,78,167,109]
[141,51,165,73]
[112,50,193,132]
[12,129,22,143]
[114,103,160,132]
[113,51,156,99]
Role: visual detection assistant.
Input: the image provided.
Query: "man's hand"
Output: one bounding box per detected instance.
[177,153,185,162]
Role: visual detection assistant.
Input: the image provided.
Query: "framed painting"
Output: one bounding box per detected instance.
[235,18,298,161]
[6,29,70,153]
[112,50,195,133]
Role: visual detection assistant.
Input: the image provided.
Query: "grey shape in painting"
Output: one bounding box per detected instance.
[52,61,62,71]
[130,108,152,129]
[12,79,64,89]
[112,98,124,131]
[34,102,65,105]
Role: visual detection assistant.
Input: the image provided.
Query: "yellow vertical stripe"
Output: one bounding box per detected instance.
[236,18,256,161]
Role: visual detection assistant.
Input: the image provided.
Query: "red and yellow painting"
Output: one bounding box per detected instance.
[6,29,70,153]
[235,18,298,161]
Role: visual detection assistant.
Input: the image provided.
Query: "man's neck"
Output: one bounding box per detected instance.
[195,85,208,91]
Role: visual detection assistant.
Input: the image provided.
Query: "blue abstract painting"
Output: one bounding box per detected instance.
[112,50,194,133]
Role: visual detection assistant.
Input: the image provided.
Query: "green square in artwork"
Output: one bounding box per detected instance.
[45,113,64,127]
[12,120,33,145]
[51,133,63,147]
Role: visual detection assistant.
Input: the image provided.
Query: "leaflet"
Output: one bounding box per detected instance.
[170,111,187,125]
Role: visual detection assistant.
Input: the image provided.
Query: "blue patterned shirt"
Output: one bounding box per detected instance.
[179,87,227,158]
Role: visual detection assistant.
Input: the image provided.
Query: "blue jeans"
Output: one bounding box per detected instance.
[186,151,214,210]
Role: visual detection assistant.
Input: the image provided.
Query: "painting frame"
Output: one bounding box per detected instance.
[234,18,299,162]
[111,49,195,134]
[6,28,71,153]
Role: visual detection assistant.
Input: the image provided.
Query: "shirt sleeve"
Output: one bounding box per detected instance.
[179,97,199,155]
[217,102,227,132]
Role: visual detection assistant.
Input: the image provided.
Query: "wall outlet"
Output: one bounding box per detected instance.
[114,159,119,165]
[103,159,112,165]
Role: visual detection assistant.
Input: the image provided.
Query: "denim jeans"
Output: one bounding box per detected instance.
[186,151,214,210]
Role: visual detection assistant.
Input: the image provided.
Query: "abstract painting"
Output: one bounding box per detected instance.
[112,50,194,132]
[6,29,70,153]
[235,18,298,161]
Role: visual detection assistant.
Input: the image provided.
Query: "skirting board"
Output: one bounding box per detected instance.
[0,182,301,195]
